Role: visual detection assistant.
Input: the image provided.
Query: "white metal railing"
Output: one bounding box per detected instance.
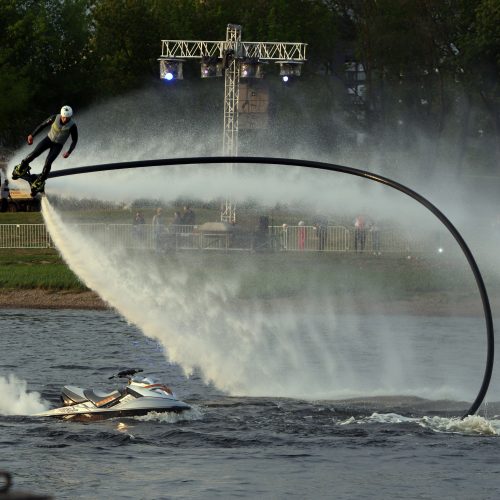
[269,225,350,252]
[0,224,52,248]
[0,223,451,255]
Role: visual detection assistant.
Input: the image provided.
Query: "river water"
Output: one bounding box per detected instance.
[1,308,500,499]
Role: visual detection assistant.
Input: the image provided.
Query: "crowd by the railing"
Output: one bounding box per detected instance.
[0,221,440,255]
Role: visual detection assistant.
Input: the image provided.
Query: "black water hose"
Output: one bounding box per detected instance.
[47,156,494,418]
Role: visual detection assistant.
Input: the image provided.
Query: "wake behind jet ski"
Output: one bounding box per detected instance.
[36,368,190,420]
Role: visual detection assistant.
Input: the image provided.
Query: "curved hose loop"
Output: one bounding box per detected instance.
[48,155,494,418]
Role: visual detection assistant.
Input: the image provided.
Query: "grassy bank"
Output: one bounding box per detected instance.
[0,247,490,302]
[0,249,84,290]
[135,251,483,301]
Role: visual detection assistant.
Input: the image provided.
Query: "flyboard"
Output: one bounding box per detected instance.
[11,163,45,197]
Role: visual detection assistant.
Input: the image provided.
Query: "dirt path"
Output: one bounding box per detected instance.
[1,288,498,317]
[0,289,108,310]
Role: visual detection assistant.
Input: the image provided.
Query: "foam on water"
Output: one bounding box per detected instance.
[134,406,204,423]
[420,414,499,435]
[340,411,500,436]
[0,373,49,416]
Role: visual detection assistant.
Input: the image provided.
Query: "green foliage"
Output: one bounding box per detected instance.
[0,0,497,171]
[0,65,33,144]
[90,0,161,94]
[0,0,93,144]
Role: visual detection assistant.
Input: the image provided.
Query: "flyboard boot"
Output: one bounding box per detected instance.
[30,176,45,197]
[12,160,31,180]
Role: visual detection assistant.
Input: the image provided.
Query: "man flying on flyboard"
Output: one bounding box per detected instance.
[12,105,78,196]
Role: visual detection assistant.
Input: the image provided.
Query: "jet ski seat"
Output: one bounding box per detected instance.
[61,386,88,405]
[83,389,122,407]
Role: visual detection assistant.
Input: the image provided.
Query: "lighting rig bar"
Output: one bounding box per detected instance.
[160,40,307,62]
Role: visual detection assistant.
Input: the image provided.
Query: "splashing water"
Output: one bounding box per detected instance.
[41,197,478,401]
[0,374,49,416]
[420,414,500,435]
[340,412,500,436]
[41,197,360,398]
[135,406,204,423]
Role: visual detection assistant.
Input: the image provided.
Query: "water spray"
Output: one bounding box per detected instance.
[45,156,494,418]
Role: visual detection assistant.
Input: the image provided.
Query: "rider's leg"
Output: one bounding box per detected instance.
[38,143,63,182]
[22,136,53,166]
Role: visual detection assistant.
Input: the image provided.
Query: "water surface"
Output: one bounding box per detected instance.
[1,309,499,499]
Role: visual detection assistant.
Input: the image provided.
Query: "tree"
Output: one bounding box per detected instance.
[0,0,92,146]
[458,0,500,164]
[89,0,161,94]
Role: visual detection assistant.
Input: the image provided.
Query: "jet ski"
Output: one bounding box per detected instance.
[35,368,190,420]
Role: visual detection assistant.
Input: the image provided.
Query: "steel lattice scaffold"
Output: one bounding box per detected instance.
[159,24,307,222]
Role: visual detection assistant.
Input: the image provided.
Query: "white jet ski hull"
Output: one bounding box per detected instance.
[35,370,191,420]
[36,397,191,419]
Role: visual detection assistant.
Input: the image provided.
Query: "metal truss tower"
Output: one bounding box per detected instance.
[222,24,241,158]
[159,24,307,222]
[220,24,242,222]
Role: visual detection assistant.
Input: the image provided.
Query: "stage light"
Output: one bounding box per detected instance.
[282,75,289,82]
[201,57,223,78]
[240,58,265,79]
[277,61,303,78]
[159,58,185,81]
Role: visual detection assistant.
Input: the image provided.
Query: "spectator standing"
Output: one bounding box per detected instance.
[298,220,306,250]
[173,211,182,226]
[314,219,327,251]
[152,207,164,252]
[281,223,288,250]
[354,214,367,252]
[370,220,381,255]
[171,211,182,237]
[255,215,270,251]
[134,211,145,225]
[133,211,145,241]
[1,179,10,212]
[181,205,195,226]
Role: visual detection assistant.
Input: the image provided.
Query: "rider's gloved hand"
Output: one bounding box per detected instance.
[27,135,33,145]
[63,152,70,159]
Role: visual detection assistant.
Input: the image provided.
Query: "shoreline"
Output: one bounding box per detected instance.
[0,289,108,310]
[0,288,497,317]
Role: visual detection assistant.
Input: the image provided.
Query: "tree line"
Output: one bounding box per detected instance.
[0,0,498,171]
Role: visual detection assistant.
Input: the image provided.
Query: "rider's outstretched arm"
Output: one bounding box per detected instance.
[31,115,56,138]
[66,124,78,155]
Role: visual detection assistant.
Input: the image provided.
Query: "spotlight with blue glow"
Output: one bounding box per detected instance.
[159,58,184,81]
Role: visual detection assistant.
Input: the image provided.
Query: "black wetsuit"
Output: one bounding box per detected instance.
[23,115,78,181]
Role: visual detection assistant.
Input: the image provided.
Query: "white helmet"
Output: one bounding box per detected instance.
[60,105,73,118]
